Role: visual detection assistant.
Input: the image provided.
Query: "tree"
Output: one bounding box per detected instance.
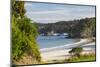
[12,0,41,64]
[12,0,26,18]
[69,47,83,57]
[69,17,96,38]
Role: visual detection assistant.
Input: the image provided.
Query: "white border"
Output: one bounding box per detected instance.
[0,0,10,67]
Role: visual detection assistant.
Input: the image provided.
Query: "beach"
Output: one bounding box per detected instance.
[40,39,95,63]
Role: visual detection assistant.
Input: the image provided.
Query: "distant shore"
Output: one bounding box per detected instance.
[40,38,95,63]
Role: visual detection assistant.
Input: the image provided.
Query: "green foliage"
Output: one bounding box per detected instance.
[66,53,95,62]
[67,56,80,62]
[12,0,41,63]
[12,16,41,61]
[69,47,83,57]
[37,17,96,38]
[70,17,96,38]
[16,17,38,39]
[12,0,26,18]
[37,21,77,34]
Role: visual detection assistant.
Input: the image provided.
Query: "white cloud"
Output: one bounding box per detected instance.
[25,2,95,23]
[26,10,68,15]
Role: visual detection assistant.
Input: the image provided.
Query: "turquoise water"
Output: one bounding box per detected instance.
[37,35,79,49]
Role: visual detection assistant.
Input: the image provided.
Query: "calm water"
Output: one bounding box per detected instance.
[37,35,79,49]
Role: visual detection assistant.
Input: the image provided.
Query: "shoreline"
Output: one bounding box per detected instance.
[40,39,95,62]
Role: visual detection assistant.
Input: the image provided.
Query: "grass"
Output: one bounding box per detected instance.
[65,53,96,62]
[35,53,96,64]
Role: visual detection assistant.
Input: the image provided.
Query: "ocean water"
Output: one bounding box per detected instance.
[37,35,79,49]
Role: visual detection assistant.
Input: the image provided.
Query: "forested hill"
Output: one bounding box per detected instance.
[36,17,96,38]
[37,20,78,33]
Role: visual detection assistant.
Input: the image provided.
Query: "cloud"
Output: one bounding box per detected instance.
[25,2,95,23]
[26,10,69,15]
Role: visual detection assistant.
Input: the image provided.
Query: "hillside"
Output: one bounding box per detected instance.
[36,17,96,38]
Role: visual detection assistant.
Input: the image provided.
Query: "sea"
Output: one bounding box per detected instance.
[37,35,79,49]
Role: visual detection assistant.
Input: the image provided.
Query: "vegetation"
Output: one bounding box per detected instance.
[67,47,95,62]
[70,17,96,38]
[41,53,96,64]
[66,53,96,62]
[12,0,41,64]
[69,47,83,57]
[36,21,78,34]
[37,17,96,38]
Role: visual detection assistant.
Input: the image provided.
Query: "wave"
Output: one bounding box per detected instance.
[40,39,93,52]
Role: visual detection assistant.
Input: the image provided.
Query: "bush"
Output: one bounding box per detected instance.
[66,53,96,62]
[69,47,83,57]
[67,56,79,62]
[12,1,41,64]
[12,16,41,63]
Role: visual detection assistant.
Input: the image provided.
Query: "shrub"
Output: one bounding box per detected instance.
[69,47,83,57]
[12,1,41,64]
[12,16,41,63]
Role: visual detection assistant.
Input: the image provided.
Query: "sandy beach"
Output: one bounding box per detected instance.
[40,39,95,62]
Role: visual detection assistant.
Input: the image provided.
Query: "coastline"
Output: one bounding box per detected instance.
[40,39,95,62]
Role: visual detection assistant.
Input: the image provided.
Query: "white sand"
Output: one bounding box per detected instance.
[40,39,95,62]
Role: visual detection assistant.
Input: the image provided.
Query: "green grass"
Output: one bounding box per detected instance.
[40,54,96,64]
[66,54,96,62]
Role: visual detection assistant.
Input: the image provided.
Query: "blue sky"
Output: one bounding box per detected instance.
[25,2,95,23]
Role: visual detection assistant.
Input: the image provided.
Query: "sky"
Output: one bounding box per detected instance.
[25,2,95,23]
